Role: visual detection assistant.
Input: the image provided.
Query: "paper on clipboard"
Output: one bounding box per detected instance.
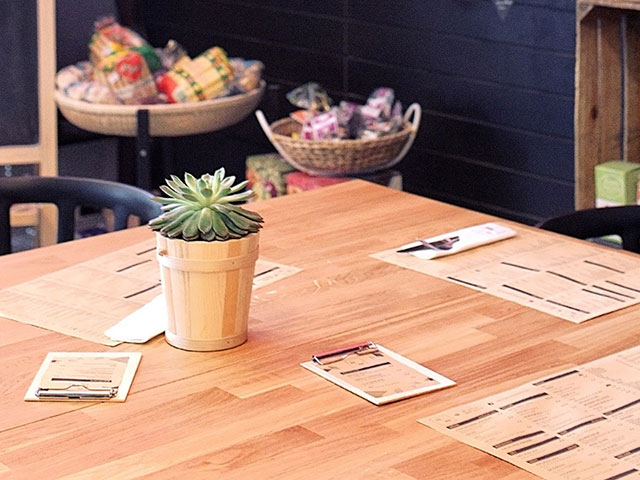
[301,342,455,405]
[24,352,142,402]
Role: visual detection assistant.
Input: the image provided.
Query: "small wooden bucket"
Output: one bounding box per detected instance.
[156,232,259,351]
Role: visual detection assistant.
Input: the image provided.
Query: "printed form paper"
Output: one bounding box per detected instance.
[302,342,455,405]
[420,345,640,480]
[25,352,142,402]
[372,224,640,323]
[0,239,301,346]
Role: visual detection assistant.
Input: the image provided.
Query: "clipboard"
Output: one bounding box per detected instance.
[24,352,142,402]
[301,342,455,405]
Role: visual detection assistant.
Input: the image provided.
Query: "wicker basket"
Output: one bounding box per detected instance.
[55,80,265,137]
[256,103,421,176]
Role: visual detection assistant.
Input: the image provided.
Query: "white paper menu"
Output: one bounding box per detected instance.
[420,345,640,480]
[302,342,455,405]
[0,239,302,346]
[25,352,141,402]
[373,223,640,323]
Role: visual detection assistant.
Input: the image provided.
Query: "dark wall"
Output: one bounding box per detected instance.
[0,0,38,147]
[142,0,575,225]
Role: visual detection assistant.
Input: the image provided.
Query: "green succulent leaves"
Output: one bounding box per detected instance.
[149,169,264,241]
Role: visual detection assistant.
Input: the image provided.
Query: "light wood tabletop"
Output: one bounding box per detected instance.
[2,180,639,479]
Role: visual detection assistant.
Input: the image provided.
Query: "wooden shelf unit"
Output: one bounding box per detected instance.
[575,0,640,208]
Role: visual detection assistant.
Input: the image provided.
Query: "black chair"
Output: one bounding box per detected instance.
[0,176,162,255]
[537,205,640,253]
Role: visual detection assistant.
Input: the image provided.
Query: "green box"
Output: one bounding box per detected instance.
[595,161,640,206]
[245,153,296,201]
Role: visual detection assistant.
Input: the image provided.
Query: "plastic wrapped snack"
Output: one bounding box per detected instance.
[94,47,161,104]
[300,111,340,140]
[56,17,263,106]
[89,17,148,66]
[64,81,119,104]
[155,39,189,71]
[55,61,94,90]
[228,58,264,94]
[156,47,234,103]
[286,82,332,112]
[285,83,405,140]
[56,61,118,104]
[366,87,394,118]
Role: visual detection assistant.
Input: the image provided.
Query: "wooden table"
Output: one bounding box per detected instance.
[2,180,640,479]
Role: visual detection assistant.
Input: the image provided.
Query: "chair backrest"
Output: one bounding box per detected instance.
[537,205,640,253]
[0,176,162,254]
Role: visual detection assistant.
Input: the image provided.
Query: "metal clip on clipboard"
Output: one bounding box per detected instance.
[25,353,142,403]
[37,383,119,400]
[312,341,379,365]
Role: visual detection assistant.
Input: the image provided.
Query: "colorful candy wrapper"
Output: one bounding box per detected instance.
[64,81,119,104]
[289,109,314,124]
[286,82,332,112]
[335,101,358,125]
[89,17,148,66]
[95,48,159,104]
[155,40,188,71]
[55,61,94,90]
[301,111,340,140]
[366,87,394,118]
[228,58,264,94]
[286,83,404,141]
[156,47,234,103]
[359,104,383,121]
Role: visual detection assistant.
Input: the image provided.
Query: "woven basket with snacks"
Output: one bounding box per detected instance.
[56,81,265,137]
[55,17,266,137]
[256,103,420,176]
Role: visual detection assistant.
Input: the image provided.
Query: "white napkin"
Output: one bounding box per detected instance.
[397,222,516,260]
[105,294,167,343]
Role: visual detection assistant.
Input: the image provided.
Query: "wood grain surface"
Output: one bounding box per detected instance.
[579,0,640,10]
[2,180,639,478]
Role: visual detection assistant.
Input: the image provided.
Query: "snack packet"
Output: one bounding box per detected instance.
[89,17,148,66]
[286,82,332,112]
[366,87,394,118]
[55,61,94,90]
[155,39,189,71]
[228,58,264,94]
[156,47,234,103]
[64,81,119,104]
[300,111,340,140]
[94,48,159,104]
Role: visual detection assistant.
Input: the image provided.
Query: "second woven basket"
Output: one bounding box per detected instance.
[256,103,421,176]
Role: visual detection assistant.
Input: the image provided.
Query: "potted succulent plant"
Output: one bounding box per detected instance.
[149,168,263,351]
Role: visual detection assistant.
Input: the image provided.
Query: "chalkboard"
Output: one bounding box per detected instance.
[0,0,39,147]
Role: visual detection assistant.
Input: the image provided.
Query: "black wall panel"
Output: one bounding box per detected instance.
[0,0,39,147]
[142,0,576,225]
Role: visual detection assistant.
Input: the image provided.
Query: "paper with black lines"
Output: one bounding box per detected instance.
[302,342,455,405]
[0,239,300,346]
[420,344,640,480]
[372,224,640,323]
